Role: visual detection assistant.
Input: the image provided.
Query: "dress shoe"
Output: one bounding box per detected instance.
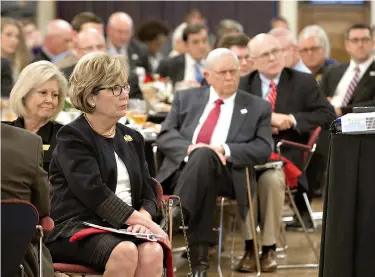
[192,263,209,277]
[235,250,256,272]
[286,211,314,232]
[190,244,209,277]
[260,249,277,272]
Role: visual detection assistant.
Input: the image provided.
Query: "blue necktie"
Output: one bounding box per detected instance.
[195,62,203,83]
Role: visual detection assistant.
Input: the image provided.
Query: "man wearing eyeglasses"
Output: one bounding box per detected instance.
[237,34,335,272]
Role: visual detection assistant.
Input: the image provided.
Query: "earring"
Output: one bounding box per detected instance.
[91,102,96,107]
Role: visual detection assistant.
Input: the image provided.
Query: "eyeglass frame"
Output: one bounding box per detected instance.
[346,37,372,45]
[93,84,131,96]
[254,48,283,61]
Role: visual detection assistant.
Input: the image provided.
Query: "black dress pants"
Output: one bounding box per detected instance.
[163,147,234,245]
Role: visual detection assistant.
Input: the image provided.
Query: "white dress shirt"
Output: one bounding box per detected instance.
[114,152,132,206]
[330,57,374,108]
[191,86,236,157]
[184,53,203,81]
[108,42,128,59]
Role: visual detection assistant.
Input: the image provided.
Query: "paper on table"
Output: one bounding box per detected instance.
[83,222,165,242]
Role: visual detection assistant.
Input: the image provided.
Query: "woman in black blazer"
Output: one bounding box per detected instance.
[45,52,167,276]
[3,60,67,172]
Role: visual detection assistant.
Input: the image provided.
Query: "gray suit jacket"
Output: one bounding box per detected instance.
[156,87,273,217]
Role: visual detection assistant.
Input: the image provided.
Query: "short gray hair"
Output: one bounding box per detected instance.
[298,25,331,58]
[217,19,244,36]
[203,48,239,70]
[269,28,297,45]
[10,61,68,119]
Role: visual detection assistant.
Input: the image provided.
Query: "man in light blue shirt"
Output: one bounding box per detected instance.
[269,28,311,74]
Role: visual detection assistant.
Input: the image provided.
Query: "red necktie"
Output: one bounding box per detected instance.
[196,99,224,144]
[267,81,277,111]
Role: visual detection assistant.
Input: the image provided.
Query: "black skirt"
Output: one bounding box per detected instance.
[47,233,147,272]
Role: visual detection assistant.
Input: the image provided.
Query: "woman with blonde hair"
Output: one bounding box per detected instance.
[3,60,68,172]
[1,17,31,81]
[45,52,168,277]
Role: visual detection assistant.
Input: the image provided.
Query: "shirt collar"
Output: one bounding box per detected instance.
[208,86,236,105]
[185,53,204,66]
[349,56,374,73]
[259,71,282,86]
[108,41,127,54]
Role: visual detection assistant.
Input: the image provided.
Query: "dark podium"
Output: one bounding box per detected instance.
[319,133,375,277]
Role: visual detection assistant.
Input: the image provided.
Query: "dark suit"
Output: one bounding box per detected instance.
[156,54,185,84]
[127,40,152,73]
[32,49,51,63]
[1,123,53,277]
[62,64,143,99]
[45,114,157,243]
[156,87,273,244]
[1,57,13,98]
[239,68,336,172]
[321,61,375,115]
[2,119,63,173]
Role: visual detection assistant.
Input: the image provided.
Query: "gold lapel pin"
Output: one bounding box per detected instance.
[124,135,133,142]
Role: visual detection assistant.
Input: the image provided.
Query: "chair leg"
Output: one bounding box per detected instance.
[37,225,44,277]
[230,211,239,269]
[278,185,319,269]
[303,192,317,229]
[168,199,173,247]
[217,197,225,277]
[20,264,24,277]
[245,168,261,276]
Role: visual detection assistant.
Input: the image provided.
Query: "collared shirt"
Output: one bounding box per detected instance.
[293,59,311,74]
[41,46,55,61]
[330,56,374,108]
[184,53,204,82]
[149,52,164,73]
[191,86,236,157]
[108,41,128,60]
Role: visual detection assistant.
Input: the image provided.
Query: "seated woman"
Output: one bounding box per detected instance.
[45,52,167,277]
[4,61,67,172]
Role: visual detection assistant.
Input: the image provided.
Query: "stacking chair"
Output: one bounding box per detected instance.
[1,200,43,277]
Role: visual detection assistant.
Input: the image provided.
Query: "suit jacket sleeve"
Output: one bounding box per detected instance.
[133,131,158,217]
[320,66,333,97]
[56,125,135,228]
[292,76,336,133]
[226,101,273,166]
[1,58,13,98]
[31,136,50,217]
[157,90,191,165]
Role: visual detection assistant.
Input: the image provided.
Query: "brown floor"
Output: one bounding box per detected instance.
[172,199,323,277]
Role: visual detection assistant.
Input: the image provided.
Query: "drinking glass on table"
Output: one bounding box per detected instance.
[127,99,148,130]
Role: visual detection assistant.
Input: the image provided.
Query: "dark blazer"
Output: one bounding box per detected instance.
[321,61,375,115]
[128,40,152,73]
[32,49,51,63]
[62,64,143,99]
[1,57,13,98]
[156,54,185,84]
[156,87,273,217]
[239,68,336,171]
[45,115,157,242]
[2,119,62,173]
[1,123,53,277]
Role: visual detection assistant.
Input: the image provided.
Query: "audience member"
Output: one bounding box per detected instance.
[71,11,104,35]
[298,25,338,81]
[45,52,167,276]
[32,19,73,64]
[239,34,335,238]
[214,19,244,48]
[20,17,42,56]
[1,123,54,277]
[107,12,152,73]
[156,48,273,276]
[217,33,253,76]
[169,23,188,57]
[137,19,170,72]
[270,16,289,30]
[157,24,210,86]
[269,28,311,73]
[1,17,31,80]
[4,61,67,172]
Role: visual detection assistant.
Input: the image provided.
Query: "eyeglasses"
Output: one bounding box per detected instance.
[299,46,322,54]
[94,85,131,96]
[257,48,283,61]
[347,37,372,44]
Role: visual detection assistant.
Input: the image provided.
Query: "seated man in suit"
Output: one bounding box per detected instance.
[106,12,152,74]
[238,34,335,250]
[1,123,53,277]
[62,28,143,99]
[156,48,273,276]
[157,24,210,87]
[32,19,74,64]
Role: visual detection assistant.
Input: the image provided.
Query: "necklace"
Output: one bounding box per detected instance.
[84,114,116,138]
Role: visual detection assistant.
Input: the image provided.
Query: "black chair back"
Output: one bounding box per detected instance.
[1,200,39,277]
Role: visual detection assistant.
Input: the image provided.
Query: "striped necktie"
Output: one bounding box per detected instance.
[342,66,360,107]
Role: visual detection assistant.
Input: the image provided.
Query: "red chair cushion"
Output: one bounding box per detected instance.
[53,263,100,274]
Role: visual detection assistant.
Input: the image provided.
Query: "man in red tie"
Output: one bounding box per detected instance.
[156,48,273,277]
[238,34,335,272]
